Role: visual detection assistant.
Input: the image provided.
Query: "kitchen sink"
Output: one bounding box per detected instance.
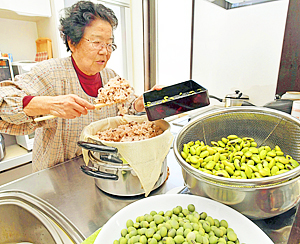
[0,190,85,244]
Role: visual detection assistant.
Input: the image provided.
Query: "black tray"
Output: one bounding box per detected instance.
[143,80,210,121]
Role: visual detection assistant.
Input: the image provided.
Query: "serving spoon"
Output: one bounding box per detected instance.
[33,103,115,122]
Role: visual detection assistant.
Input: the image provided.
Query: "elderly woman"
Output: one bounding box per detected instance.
[0,1,150,172]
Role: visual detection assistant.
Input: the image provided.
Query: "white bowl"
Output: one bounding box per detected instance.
[95,194,274,244]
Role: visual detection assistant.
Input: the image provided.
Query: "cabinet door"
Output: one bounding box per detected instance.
[276,0,300,95]
[0,0,51,17]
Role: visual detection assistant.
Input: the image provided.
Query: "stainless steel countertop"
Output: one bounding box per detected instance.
[0,150,184,239]
[0,106,299,244]
[0,149,300,244]
[1,149,299,244]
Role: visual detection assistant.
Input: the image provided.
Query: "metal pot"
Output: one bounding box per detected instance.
[209,90,251,108]
[173,107,300,219]
[0,134,6,161]
[78,141,168,196]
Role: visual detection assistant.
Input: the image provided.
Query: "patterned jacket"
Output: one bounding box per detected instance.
[0,56,137,171]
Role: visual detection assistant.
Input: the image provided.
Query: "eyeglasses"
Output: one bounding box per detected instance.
[83,37,117,52]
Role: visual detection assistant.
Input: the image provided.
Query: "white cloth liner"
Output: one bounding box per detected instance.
[80,115,173,196]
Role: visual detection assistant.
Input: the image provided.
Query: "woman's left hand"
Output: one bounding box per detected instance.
[150,84,164,91]
[133,85,165,112]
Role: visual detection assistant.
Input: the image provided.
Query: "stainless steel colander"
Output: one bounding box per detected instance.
[173,107,300,219]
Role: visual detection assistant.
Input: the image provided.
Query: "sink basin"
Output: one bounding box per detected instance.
[0,190,85,244]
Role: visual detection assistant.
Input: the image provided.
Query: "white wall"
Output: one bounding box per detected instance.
[0,18,38,61]
[130,0,193,93]
[37,0,68,59]
[130,0,144,95]
[156,0,193,86]
[192,0,289,106]
[101,3,127,79]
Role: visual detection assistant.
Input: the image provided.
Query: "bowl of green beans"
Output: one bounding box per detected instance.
[94,194,274,244]
[173,107,300,219]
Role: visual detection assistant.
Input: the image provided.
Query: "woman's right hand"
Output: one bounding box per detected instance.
[24,94,95,119]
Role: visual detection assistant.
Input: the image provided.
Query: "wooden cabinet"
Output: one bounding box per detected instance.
[0,0,64,61]
[0,0,51,21]
[276,0,300,95]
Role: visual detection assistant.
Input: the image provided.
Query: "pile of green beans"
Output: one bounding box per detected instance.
[113,204,244,244]
[181,135,299,179]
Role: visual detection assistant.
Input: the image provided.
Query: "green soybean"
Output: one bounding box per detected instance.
[113,204,242,244]
[187,204,195,212]
[180,135,299,179]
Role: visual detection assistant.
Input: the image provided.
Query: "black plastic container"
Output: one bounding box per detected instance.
[143,80,210,121]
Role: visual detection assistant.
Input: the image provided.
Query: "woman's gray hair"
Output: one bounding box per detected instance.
[59,1,118,52]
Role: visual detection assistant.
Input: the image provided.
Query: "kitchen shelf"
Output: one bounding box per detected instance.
[0,144,32,172]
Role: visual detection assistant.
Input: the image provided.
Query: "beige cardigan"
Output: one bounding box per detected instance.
[0,56,137,171]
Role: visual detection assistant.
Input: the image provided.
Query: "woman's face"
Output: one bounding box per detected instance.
[69,18,114,76]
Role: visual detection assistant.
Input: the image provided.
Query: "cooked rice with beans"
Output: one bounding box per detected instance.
[95,76,133,105]
[96,121,164,142]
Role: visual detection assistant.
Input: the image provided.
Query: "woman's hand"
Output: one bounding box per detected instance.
[150,84,164,91]
[24,94,95,119]
[133,85,165,112]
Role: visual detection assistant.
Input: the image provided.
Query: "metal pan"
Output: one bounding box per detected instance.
[77,141,168,196]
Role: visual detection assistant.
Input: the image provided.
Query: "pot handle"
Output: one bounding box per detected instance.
[100,155,123,164]
[236,90,243,99]
[77,141,118,153]
[80,165,119,181]
[209,95,224,103]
